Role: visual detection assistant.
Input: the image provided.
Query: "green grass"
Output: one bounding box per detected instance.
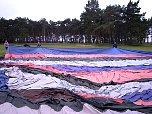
[0,43,152,57]
[11,43,111,48]
[0,44,6,58]
[119,43,152,52]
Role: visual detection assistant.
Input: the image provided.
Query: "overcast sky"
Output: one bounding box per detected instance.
[0,0,151,21]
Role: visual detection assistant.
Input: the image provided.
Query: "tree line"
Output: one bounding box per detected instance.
[0,0,152,45]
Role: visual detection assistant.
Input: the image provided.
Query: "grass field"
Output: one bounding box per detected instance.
[0,43,152,57]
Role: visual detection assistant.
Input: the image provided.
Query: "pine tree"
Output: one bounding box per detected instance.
[80,0,102,43]
[123,0,148,44]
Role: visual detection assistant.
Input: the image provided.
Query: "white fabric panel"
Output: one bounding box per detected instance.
[1,67,152,98]
[0,102,144,114]
[1,59,152,67]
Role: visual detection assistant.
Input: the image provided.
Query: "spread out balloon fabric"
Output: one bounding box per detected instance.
[0,46,152,114]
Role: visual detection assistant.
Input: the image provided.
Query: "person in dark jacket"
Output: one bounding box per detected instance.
[4,40,9,50]
[113,42,117,48]
[37,41,41,47]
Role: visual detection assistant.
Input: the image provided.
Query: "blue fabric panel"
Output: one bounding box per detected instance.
[120,48,152,55]
[7,46,152,55]
[0,71,8,90]
[121,89,152,102]
[46,64,152,72]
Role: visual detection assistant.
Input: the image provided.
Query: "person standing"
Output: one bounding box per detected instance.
[4,40,9,50]
[37,41,41,47]
[113,42,117,48]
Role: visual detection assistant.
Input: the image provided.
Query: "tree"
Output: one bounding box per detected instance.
[71,19,82,35]
[39,18,49,42]
[101,5,124,43]
[123,0,148,45]
[0,18,8,42]
[80,0,103,43]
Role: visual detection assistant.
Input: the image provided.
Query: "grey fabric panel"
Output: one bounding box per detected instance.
[0,89,151,113]
[0,102,144,114]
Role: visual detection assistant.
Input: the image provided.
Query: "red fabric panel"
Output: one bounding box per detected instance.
[134,100,152,106]
[5,63,152,84]
[5,53,152,59]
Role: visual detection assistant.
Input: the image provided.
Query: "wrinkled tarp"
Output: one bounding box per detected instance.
[1,46,152,114]
[0,102,144,114]
[6,46,152,55]
[5,46,152,59]
[2,59,152,67]
[1,66,152,107]
[0,89,150,113]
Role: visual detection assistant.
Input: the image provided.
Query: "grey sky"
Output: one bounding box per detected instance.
[0,0,151,21]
